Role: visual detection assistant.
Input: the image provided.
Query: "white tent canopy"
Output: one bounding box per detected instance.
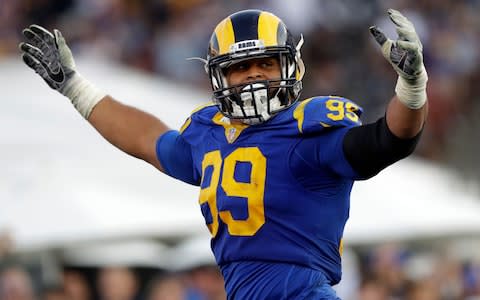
[1,56,479,252]
[1,56,205,251]
[347,158,480,244]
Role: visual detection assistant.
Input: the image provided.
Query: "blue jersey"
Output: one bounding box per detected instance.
[157,96,363,296]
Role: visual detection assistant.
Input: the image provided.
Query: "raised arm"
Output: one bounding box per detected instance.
[341,9,429,179]
[370,9,428,138]
[87,97,169,170]
[19,25,169,171]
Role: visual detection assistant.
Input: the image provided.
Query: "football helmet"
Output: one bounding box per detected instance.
[206,9,305,124]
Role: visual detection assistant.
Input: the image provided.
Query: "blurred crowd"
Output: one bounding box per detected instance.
[1,0,479,179]
[2,239,480,300]
[0,263,227,300]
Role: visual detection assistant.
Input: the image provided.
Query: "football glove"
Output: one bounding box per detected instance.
[19,25,105,118]
[370,9,428,109]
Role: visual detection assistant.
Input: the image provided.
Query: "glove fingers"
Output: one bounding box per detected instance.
[53,29,68,52]
[22,53,61,89]
[21,52,49,79]
[21,52,41,71]
[19,42,46,64]
[22,28,52,54]
[20,41,64,77]
[29,25,55,45]
[369,26,388,46]
[53,29,63,42]
[396,26,417,39]
[53,29,76,69]
[396,40,419,52]
[388,10,418,41]
[387,9,411,27]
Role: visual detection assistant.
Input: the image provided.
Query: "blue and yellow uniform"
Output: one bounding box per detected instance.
[157,96,363,298]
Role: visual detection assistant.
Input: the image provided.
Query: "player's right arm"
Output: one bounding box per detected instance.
[19,25,171,171]
[87,96,170,170]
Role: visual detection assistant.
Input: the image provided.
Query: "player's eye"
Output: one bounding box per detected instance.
[236,62,250,70]
[225,62,249,78]
[260,58,277,68]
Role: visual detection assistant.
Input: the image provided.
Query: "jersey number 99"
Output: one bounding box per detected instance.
[199,147,266,237]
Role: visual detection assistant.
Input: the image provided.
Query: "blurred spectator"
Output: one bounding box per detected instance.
[405,279,441,300]
[96,267,139,300]
[368,243,409,298]
[184,266,226,300]
[357,277,389,300]
[62,269,91,300]
[146,273,186,300]
[0,266,36,300]
[41,285,66,300]
[0,232,13,259]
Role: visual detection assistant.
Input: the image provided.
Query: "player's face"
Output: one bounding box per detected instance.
[225,57,281,86]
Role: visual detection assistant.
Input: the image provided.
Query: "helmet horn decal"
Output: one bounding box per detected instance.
[258,12,281,47]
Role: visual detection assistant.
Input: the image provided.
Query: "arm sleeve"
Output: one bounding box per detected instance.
[342,116,423,179]
[155,130,200,186]
[291,127,360,180]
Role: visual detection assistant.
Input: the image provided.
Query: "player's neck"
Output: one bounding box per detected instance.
[230,119,245,125]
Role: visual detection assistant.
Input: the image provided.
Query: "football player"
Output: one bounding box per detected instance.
[19,8,427,299]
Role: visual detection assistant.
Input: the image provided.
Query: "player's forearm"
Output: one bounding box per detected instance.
[385,95,427,139]
[88,96,169,169]
[370,9,428,139]
[18,26,169,170]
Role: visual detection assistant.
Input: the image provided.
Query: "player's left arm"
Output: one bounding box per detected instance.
[370,9,428,138]
[337,9,428,179]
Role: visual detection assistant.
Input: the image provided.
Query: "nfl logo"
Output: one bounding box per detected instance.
[227,127,237,143]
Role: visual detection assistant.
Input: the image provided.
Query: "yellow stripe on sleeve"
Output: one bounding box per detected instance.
[180,102,215,134]
[293,98,314,133]
[190,102,215,114]
[179,118,191,134]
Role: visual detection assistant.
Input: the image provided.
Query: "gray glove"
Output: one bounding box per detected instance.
[19,25,76,92]
[19,25,105,118]
[369,9,428,109]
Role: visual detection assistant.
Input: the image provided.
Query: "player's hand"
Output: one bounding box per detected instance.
[19,25,105,118]
[19,25,76,92]
[369,9,425,82]
[369,9,427,109]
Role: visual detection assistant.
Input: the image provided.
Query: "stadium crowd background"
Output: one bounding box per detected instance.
[1,0,480,299]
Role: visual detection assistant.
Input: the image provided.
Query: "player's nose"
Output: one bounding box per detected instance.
[246,65,264,81]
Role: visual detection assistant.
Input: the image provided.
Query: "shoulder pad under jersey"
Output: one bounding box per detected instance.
[179,102,218,145]
[292,96,363,134]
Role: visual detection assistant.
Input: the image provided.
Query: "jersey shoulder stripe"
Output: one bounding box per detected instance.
[179,102,219,146]
[179,102,217,134]
[293,96,363,135]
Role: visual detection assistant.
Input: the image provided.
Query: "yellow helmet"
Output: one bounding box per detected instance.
[206,9,305,124]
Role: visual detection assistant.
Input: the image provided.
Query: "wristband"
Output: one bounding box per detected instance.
[61,73,106,119]
[395,67,428,110]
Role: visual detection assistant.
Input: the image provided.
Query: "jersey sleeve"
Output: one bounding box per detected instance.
[156,130,200,186]
[293,96,363,135]
[290,96,364,179]
[291,127,360,179]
